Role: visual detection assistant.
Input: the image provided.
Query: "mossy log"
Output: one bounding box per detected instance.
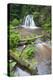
[20,35,44,42]
[18,35,44,46]
[9,50,38,75]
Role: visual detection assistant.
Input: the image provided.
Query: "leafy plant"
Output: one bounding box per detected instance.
[22,44,36,59]
[11,18,20,26]
[9,25,20,49]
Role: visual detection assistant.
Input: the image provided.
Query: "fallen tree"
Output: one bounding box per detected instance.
[9,50,38,75]
[17,34,44,46]
[8,35,45,76]
[20,35,44,42]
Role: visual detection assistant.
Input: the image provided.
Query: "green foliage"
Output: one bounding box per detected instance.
[9,4,51,35]
[10,32,20,49]
[11,18,20,26]
[8,4,51,76]
[26,47,34,57]
[9,4,51,61]
[9,24,15,30]
[22,44,36,59]
[9,25,20,49]
[41,17,51,33]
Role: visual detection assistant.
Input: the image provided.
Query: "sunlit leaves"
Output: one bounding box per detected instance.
[9,25,20,49]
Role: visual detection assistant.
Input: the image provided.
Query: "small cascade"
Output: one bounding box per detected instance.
[13,15,51,76]
[22,14,39,29]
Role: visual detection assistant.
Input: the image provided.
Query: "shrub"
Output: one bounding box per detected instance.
[11,18,20,26]
[9,25,20,49]
[22,44,36,59]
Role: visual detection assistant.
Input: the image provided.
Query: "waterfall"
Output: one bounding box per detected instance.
[22,14,39,29]
[24,15,35,26]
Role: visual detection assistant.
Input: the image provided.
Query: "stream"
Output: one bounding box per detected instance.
[11,14,51,76]
[13,39,51,76]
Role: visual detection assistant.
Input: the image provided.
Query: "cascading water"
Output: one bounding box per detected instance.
[14,14,51,76]
[22,14,39,29]
[21,15,51,75]
[24,15,35,26]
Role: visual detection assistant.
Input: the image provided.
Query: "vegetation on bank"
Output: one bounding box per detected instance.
[8,4,51,34]
[8,4,51,76]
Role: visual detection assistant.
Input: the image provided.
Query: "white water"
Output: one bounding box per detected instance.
[14,15,51,76]
[22,15,39,29]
